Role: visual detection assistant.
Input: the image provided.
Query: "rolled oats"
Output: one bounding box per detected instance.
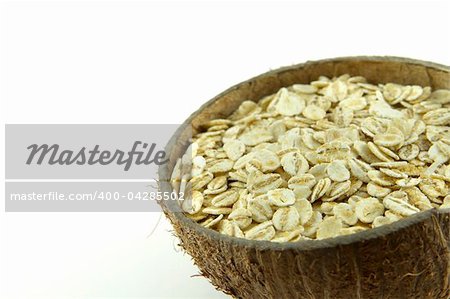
[367,170,395,187]
[303,104,326,120]
[250,173,283,194]
[211,190,239,207]
[273,88,306,116]
[373,133,403,148]
[248,195,273,223]
[325,180,351,201]
[205,175,228,193]
[272,228,304,242]
[339,96,367,111]
[341,226,367,235]
[355,197,385,223]
[302,210,323,237]
[268,188,296,207]
[379,168,407,179]
[308,163,329,180]
[187,211,209,222]
[333,203,358,225]
[367,182,391,198]
[316,217,343,239]
[203,206,232,215]
[244,220,276,241]
[201,214,224,228]
[239,128,273,146]
[223,140,246,161]
[372,216,394,228]
[383,191,420,216]
[292,84,318,94]
[403,187,433,211]
[253,149,281,172]
[288,174,317,189]
[293,198,313,225]
[320,202,338,215]
[217,220,245,238]
[396,177,421,188]
[191,156,206,177]
[207,159,234,173]
[281,151,309,176]
[326,160,350,182]
[385,210,404,222]
[348,158,372,183]
[398,144,420,160]
[367,142,397,162]
[178,74,450,242]
[228,208,253,229]
[272,206,300,231]
[181,190,204,214]
[310,177,331,203]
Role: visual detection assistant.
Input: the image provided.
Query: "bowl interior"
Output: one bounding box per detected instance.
[159,56,450,249]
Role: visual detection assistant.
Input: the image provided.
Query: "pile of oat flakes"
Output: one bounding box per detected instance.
[171,74,450,242]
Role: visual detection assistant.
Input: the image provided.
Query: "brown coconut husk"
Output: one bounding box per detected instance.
[158,56,450,299]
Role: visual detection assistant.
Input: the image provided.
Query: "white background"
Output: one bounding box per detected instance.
[0,1,449,298]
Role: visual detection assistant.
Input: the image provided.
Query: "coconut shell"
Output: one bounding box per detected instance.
[158,56,450,299]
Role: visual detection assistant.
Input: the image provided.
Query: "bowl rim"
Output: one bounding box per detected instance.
[158,55,450,251]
